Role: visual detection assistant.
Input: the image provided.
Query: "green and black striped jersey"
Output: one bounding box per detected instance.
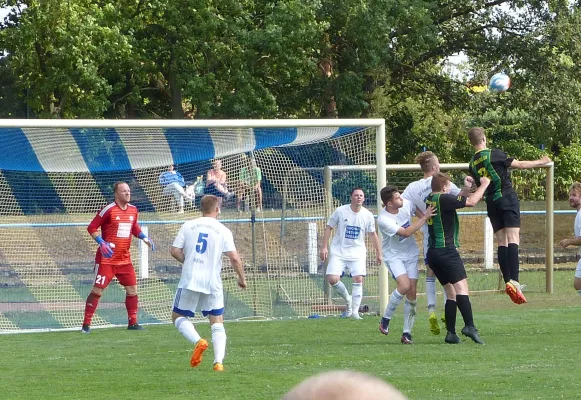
[469,148,515,202]
[425,193,467,249]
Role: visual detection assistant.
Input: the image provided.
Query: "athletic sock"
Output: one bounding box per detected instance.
[383,289,404,319]
[497,246,510,283]
[426,276,437,313]
[456,294,475,328]
[351,283,363,315]
[508,243,520,282]
[175,317,201,344]
[403,298,417,333]
[125,294,139,325]
[444,299,457,334]
[83,291,101,326]
[211,323,227,364]
[332,281,350,302]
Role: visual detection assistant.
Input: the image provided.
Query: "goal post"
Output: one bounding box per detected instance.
[0,118,386,333]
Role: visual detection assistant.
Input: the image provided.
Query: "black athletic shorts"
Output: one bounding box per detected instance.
[426,247,467,285]
[486,192,521,233]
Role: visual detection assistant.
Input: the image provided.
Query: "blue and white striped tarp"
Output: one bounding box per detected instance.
[1,126,364,172]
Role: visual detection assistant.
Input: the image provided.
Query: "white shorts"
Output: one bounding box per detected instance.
[386,256,419,280]
[172,288,224,317]
[326,256,366,277]
[576,259,581,279]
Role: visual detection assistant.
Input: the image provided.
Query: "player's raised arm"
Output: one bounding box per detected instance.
[465,177,490,207]
[510,155,551,170]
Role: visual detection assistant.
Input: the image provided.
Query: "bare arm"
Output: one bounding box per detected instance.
[368,231,383,264]
[226,250,247,288]
[396,206,436,238]
[559,237,581,248]
[465,177,490,207]
[170,246,185,263]
[319,225,333,261]
[510,156,551,169]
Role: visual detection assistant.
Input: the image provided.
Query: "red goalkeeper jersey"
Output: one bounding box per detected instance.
[87,202,143,265]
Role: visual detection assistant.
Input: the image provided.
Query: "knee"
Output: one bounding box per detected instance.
[125,286,138,296]
[352,276,364,284]
[397,281,411,294]
[91,286,104,296]
[574,279,581,291]
[327,276,340,285]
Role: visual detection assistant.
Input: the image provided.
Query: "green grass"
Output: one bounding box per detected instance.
[1,292,580,400]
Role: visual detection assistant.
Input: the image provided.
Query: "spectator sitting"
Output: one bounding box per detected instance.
[159,164,192,213]
[237,153,263,212]
[205,159,233,208]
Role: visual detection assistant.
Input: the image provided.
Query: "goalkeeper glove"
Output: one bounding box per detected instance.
[95,236,114,258]
[138,232,156,251]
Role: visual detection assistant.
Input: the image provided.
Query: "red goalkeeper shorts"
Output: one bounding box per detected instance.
[93,262,137,288]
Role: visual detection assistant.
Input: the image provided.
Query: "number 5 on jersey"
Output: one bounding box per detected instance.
[196,233,208,254]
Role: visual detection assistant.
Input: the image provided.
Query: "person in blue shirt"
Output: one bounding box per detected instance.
[159,165,192,213]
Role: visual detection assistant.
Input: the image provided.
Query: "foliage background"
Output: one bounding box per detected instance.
[1,0,579,198]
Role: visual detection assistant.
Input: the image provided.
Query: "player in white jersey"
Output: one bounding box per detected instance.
[170,195,247,371]
[559,182,581,296]
[319,188,382,319]
[377,185,435,344]
[402,151,471,335]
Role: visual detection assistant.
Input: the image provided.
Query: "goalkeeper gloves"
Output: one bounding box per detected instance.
[138,232,156,251]
[95,236,114,258]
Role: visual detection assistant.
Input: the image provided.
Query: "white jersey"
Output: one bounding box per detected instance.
[377,199,419,260]
[327,204,376,261]
[172,216,236,294]
[403,177,461,248]
[575,209,581,256]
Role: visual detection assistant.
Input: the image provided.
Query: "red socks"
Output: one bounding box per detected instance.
[125,295,139,325]
[83,291,102,326]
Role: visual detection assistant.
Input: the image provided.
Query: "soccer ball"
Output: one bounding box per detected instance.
[488,73,511,92]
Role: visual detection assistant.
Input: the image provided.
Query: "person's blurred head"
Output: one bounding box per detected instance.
[431,172,451,193]
[415,151,440,174]
[213,159,222,170]
[113,182,131,206]
[468,127,486,146]
[200,195,220,216]
[282,370,407,400]
[569,182,581,210]
[380,185,402,210]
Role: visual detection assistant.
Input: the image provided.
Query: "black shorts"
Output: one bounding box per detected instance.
[426,247,467,285]
[486,192,520,233]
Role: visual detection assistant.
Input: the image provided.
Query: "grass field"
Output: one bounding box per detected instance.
[1,290,580,400]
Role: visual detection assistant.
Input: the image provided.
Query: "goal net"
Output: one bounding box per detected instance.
[0,119,387,333]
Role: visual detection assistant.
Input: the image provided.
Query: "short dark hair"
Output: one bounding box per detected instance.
[380,185,399,205]
[431,172,451,192]
[351,187,364,196]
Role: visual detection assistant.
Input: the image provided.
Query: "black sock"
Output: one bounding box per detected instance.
[445,299,457,334]
[508,243,520,282]
[456,294,475,328]
[497,246,510,283]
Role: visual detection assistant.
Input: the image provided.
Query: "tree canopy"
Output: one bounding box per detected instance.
[1,0,580,194]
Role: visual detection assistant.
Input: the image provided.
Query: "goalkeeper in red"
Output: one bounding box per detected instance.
[81,182,155,333]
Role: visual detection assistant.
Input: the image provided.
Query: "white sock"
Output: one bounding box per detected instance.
[442,286,448,303]
[351,283,363,315]
[175,317,201,344]
[383,289,404,319]
[332,281,350,302]
[577,290,581,296]
[211,323,227,364]
[426,276,436,313]
[403,298,417,334]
